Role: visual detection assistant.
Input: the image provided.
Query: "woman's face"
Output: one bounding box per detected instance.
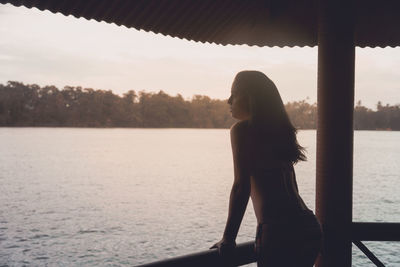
[228,82,251,120]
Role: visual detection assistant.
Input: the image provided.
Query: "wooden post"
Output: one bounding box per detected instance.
[316,0,355,266]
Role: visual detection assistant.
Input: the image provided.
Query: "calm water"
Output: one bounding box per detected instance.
[0,128,399,266]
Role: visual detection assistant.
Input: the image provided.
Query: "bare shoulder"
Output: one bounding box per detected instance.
[230,120,249,134]
[230,120,249,143]
[230,121,251,166]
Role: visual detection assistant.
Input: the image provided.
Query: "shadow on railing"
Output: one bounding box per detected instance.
[135,222,400,267]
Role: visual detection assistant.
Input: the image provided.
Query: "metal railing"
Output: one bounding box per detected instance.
[136,222,400,267]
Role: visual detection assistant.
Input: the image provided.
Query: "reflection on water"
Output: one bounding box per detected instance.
[0,128,399,266]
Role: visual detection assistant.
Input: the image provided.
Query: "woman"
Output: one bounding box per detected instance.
[211,71,322,267]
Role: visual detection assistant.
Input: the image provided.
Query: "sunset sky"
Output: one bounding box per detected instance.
[1,3,399,109]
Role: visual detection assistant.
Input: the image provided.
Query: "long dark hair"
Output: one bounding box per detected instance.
[233,71,306,164]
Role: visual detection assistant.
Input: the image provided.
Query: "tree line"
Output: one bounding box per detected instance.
[0,81,399,130]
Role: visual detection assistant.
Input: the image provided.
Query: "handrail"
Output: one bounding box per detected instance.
[135,241,256,267]
[351,222,400,267]
[135,222,400,267]
[352,222,400,241]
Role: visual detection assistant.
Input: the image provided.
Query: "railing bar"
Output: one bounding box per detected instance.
[135,241,256,267]
[353,240,385,267]
[352,222,400,241]
[136,237,398,266]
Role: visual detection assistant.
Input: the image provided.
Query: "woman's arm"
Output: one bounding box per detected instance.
[211,122,251,251]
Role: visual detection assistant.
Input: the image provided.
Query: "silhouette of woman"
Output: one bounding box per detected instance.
[211,71,322,267]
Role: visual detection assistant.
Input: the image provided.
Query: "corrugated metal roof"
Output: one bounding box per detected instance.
[1,0,399,47]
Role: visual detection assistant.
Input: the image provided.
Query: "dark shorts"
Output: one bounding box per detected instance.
[255,213,322,267]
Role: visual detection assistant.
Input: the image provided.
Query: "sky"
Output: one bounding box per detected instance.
[0,4,399,109]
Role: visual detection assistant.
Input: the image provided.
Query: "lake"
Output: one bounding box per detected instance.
[0,128,399,266]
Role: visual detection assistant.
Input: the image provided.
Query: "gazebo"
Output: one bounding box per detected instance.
[2,0,399,266]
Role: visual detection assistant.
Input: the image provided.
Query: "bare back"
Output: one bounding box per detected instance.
[232,120,311,224]
[250,167,310,224]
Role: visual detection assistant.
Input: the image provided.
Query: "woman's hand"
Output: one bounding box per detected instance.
[210,238,236,255]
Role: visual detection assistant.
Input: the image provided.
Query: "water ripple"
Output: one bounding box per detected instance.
[34,256,49,260]
[0,129,399,266]
[77,230,105,234]
[31,234,50,239]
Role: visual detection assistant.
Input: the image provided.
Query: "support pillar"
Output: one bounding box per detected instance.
[316,1,355,266]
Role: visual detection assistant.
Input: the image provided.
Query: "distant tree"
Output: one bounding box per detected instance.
[0,81,398,130]
[354,100,372,130]
[122,90,140,127]
[285,100,317,129]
